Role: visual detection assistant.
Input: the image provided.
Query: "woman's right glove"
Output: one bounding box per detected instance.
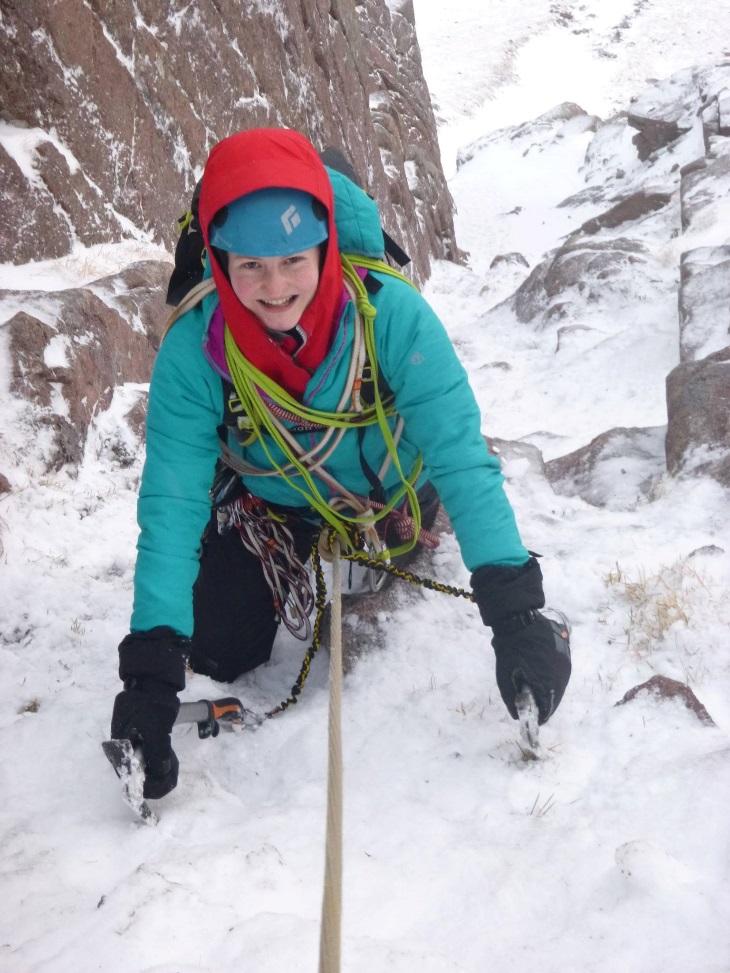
[471,557,571,724]
[110,627,188,799]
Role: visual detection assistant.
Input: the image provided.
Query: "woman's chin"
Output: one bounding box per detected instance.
[258,312,300,332]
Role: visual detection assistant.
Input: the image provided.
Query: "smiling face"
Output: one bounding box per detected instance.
[227,247,322,333]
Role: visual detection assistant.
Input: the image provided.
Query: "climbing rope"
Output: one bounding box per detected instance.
[261,535,475,721]
[264,542,328,718]
[229,525,476,973]
[340,548,475,603]
[318,539,343,973]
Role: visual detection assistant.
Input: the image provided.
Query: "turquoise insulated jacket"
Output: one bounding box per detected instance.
[131,171,529,636]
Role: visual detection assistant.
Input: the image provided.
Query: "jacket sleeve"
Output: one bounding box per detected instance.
[374,275,530,571]
[130,312,223,637]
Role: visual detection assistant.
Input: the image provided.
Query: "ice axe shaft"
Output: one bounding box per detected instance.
[177,696,250,738]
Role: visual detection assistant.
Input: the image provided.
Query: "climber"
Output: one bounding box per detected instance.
[110,127,571,799]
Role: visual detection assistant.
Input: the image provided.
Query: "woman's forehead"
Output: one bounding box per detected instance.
[229,246,321,264]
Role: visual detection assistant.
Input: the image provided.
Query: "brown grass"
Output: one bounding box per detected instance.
[604,559,710,656]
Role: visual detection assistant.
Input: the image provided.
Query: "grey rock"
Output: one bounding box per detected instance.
[512,259,552,324]
[626,66,730,160]
[666,347,730,486]
[458,102,590,169]
[545,427,666,509]
[679,247,730,362]
[687,544,725,558]
[578,191,673,235]
[680,151,730,233]
[555,324,600,352]
[489,252,529,269]
[719,89,730,135]
[485,436,546,478]
[511,237,649,325]
[557,186,609,208]
[628,113,689,161]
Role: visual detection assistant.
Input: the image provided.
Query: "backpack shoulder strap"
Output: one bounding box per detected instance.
[162,277,217,338]
[342,254,418,292]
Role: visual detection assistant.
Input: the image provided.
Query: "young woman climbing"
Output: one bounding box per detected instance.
[110,128,571,799]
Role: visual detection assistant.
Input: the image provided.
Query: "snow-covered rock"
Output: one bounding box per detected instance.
[545,426,666,510]
[0,260,168,476]
[678,246,730,362]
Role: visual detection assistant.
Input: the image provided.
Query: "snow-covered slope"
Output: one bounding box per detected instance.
[2,2,730,971]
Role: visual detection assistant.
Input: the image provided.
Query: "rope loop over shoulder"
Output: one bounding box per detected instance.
[221,255,424,560]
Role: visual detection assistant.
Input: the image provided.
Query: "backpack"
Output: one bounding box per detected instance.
[165,147,410,307]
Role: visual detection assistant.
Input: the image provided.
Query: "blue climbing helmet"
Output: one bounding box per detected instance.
[209,187,328,257]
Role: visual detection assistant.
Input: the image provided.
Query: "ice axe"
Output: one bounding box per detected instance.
[515,684,541,757]
[102,697,254,824]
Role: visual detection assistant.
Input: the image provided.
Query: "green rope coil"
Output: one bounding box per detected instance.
[223,256,424,558]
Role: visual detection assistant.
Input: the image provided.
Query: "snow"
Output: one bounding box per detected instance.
[2,2,730,971]
[0,240,171,293]
[0,119,81,184]
[413,0,730,176]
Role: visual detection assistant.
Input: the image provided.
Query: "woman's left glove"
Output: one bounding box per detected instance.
[471,558,571,725]
[110,627,188,799]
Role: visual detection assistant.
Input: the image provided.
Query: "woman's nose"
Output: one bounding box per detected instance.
[262,264,287,293]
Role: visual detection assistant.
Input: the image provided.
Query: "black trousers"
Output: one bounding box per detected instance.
[189,510,318,682]
[189,483,440,683]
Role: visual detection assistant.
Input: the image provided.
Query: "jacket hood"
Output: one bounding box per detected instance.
[199,128,343,398]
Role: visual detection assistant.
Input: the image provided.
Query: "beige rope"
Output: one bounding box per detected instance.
[318,540,343,973]
[162,277,217,336]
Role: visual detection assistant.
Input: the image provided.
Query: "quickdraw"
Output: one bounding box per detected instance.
[218,492,316,640]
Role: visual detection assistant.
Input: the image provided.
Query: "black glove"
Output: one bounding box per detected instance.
[110,627,188,800]
[471,558,571,724]
[492,612,571,724]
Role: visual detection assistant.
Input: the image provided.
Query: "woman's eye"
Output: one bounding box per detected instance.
[236,261,259,272]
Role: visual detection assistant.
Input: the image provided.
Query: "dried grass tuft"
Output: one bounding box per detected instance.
[604,559,710,656]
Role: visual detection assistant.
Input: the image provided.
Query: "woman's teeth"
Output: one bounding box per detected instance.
[262,296,295,307]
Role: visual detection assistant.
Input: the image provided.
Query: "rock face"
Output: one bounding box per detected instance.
[0,0,458,281]
[1,261,170,472]
[665,348,730,485]
[678,246,730,363]
[512,237,651,328]
[626,65,724,161]
[667,125,730,484]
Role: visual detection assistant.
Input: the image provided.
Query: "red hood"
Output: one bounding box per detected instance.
[199,129,342,398]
